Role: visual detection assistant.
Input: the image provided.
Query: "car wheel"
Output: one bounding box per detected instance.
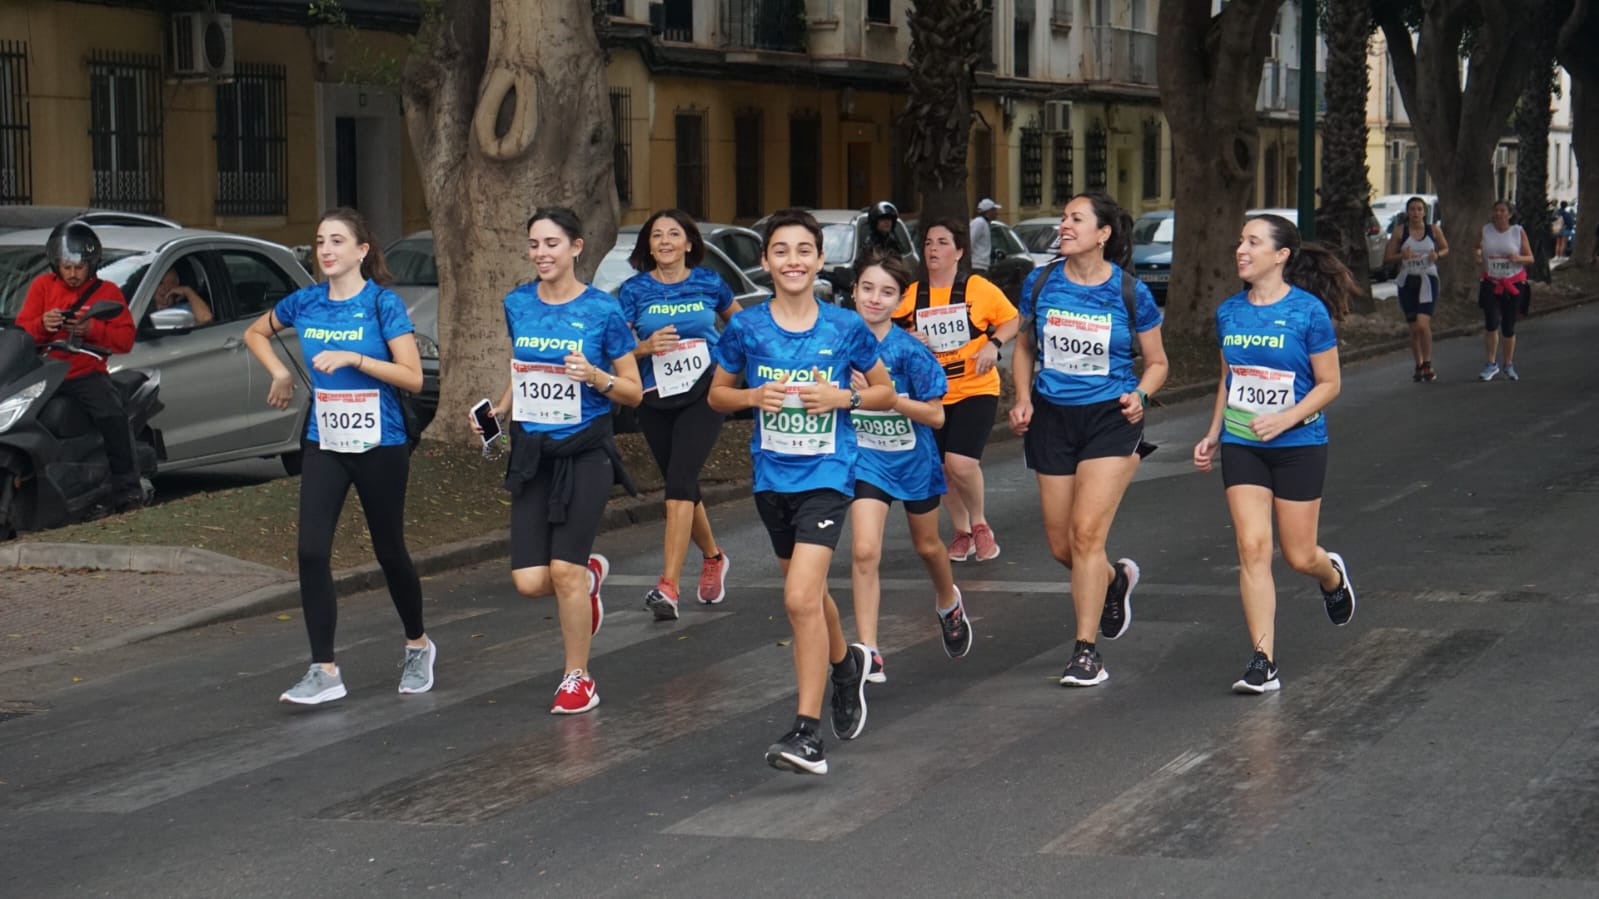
[281,451,303,476]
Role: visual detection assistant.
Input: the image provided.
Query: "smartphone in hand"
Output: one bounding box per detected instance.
[470,398,502,446]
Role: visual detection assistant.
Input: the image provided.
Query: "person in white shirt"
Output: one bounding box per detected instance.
[969,198,1001,272]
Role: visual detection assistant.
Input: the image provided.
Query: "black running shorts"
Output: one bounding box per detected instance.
[934,394,999,460]
[754,489,852,559]
[1022,395,1143,476]
[853,479,941,515]
[1220,442,1328,502]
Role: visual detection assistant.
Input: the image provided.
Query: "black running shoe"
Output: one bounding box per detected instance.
[1059,640,1108,687]
[830,643,870,740]
[1231,650,1280,694]
[1322,552,1356,626]
[765,727,827,775]
[938,587,974,660]
[1412,364,1424,383]
[1100,558,1139,641]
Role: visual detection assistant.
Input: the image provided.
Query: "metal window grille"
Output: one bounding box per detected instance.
[1142,120,1160,200]
[674,113,705,219]
[215,63,287,216]
[1051,132,1073,205]
[0,41,30,205]
[1085,123,1107,190]
[610,88,632,205]
[789,115,820,207]
[734,110,763,219]
[1020,126,1043,207]
[663,0,694,42]
[606,0,626,15]
[88,51,163,213]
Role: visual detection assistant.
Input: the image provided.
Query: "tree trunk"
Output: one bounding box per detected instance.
[1157,0,1285,336]
[1571,80,1599,267]
[1514,56,1558,284]
[1319,0,1375,313]
[402,0,616,442]
[902,1,986,232]
[1375,1,1553,309]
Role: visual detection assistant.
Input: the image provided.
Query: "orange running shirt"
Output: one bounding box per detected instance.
[893,274,1017,403]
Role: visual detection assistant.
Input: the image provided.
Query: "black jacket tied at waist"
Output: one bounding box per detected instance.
[504,417,637,523]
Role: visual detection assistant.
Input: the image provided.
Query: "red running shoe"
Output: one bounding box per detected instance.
[549,669,599,715]
[698,550,729,604]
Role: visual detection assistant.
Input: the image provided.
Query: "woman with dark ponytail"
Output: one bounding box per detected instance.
[1192,213,1358,696]
[1008,191,1168,689]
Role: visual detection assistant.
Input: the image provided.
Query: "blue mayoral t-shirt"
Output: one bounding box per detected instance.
[618,266,735,397]
[1215,286,1337,448]
[853,325,948,501]
[273,280,415,450]
[713,300,882,496]
[1019,262,1162,406]
[503,283,637,440]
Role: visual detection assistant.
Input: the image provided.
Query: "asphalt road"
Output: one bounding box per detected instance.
[4,303,1598,897]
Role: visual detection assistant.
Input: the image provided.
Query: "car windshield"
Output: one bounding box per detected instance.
[1014,224,1060,253]
[821,224,857,265]
[994,225,1027,255]
[0,247,151,322]
[386,238,437,286]
[593,248,637,295]
[1133,216,1175,244]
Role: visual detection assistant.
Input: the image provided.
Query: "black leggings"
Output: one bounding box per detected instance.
[1479,280,1529,337]
[637,397,725,502]
[297,441,424,663]
[58,372,138,490]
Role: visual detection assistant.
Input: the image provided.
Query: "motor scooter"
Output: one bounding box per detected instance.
[0,300,163,539]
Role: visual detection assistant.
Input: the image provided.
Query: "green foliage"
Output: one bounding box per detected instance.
[307,0,446,89]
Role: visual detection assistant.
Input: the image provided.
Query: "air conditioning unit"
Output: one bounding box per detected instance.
[1389,140,1404,161]
[170,12,234,80]
[1044,100,1073,133]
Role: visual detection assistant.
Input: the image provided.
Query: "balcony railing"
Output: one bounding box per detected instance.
[723,0,807,53]
[1085,27,1157,85]
[1258,61,1327,114]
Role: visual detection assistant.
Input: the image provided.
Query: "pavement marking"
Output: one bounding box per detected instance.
[1461,711,1599,879]
[662,624,1189,842]
[607,573,1239,598]
[26,607,731,815]
[1039,627,1500,860]
[313,613,941,825]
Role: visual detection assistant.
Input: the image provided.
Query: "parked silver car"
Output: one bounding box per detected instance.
[0,226,314,474]
[382,232,443,430]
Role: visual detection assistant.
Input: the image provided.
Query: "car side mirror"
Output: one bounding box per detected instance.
[85,300,126,321]
[148,306,197,333]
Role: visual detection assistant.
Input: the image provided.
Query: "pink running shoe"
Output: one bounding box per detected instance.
[698,551,729,604]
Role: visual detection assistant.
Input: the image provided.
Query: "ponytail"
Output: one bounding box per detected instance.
[1249,213,1354,322]
[319,207,393,286]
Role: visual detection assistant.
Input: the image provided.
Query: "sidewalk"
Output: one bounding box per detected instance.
[4,285,1593,675]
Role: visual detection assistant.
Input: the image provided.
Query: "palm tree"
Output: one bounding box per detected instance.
[901,0,988,227]
[1318,0,1375,311]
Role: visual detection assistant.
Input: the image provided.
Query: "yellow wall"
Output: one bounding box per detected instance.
[2,0,426,245]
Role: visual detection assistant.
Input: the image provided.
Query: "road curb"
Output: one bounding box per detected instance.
[0,542,285,577]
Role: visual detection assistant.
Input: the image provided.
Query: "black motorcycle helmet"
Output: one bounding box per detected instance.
[868,200,899,225]
[46,220,103,279]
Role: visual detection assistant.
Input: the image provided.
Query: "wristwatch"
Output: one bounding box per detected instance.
[849,389,862,410]
[599,374,616,395]
[990,335,1005,349]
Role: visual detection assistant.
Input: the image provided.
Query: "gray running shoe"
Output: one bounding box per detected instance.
[280,665,347,705]
[398,639,437,694]
[1504,364,1520,381]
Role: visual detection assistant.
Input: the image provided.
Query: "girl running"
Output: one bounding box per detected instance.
[893,220,1018,564]
[243,207,432,706]
[479,206,642,715]
[1383,196,1449,382]
[619,210,738,621]
[1009,191,1168,688]
[847,250,973,686]
[1192,213,1359,694]
[1474,200,1534,381]
[709,209,896,775]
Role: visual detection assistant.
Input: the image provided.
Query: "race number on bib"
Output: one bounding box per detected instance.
[758,384,836,456]
[1042,311,1112,376]
[654,338,709,398]
[852,407,915,453]
[1401,254,1431,278]
[916,304,971,354]
[317,389,381,453]
[1227,365,1296,414]
[1484,257,1518,279]
[512,361,582,425]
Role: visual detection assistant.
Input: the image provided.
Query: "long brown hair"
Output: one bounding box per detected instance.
[319,207,393,285]
[1247,213,1355,321]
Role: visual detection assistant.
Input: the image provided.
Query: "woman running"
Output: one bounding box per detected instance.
[892,219,1018,564]
[847,250,973,686]
[709,209,896,774]
[243,207,432,705]
[1008,191,1168,688]
[1474,200,1534,382]
[1383,196,1449,382]
[480,206,642,715]
[619,210,738,621]
[1192,213,1359,694]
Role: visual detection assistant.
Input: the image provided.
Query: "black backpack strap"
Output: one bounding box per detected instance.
[64,277,104,319]
[1025,259,1064,346]
[1120,269,1141,359]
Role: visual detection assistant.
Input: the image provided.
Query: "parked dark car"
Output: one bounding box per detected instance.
[1131,210,1173,307]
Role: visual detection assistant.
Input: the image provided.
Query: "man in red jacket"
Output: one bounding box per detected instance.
[17,221,141,507]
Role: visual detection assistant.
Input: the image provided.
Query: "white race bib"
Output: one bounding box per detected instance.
[916,304,972,354]
[1041,311,1112,376]
[758,384,836,456]
[512,361,582,425]
[316,389,381,453]
[1227,365,1296,414]
[852,406,915,453]
[654,338,709,398]
[1485,257,1518,279]
[1400,253,1431,278]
